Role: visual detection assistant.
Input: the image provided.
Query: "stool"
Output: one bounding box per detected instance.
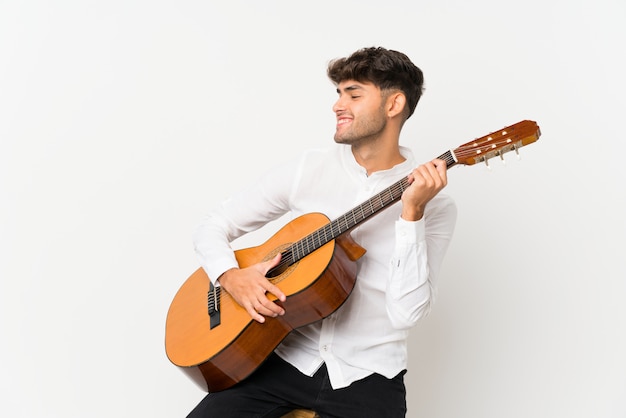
[281,409,319,418]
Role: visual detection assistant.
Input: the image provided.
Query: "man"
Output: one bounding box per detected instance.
[188,46,457,418]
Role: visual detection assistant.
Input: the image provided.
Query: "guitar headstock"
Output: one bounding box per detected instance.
[452,120,541,166]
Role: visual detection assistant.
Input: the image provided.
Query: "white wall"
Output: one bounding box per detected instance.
[1,1,624,417]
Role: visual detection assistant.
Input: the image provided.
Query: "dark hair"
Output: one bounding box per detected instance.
[327,47,424,119]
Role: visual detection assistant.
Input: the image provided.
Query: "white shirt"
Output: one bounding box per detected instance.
[193,144,457,389]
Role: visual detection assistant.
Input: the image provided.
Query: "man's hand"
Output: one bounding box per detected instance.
[401,158,448,221]
[217,253,287,323]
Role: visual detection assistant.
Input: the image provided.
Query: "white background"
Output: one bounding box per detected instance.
[1,1,625,417]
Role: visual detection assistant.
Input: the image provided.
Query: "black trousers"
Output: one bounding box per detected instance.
[187,353,407,418]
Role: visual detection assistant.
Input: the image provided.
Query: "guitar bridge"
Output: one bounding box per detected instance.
[207,282,221,329]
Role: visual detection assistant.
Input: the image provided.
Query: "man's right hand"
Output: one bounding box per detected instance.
[217,253,287,323]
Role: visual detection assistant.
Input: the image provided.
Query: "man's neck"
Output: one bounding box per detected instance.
[351,140,405,176]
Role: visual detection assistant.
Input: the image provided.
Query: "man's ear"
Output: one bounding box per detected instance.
[386,92,407,119]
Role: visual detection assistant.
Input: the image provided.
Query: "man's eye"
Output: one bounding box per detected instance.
[351,95,360,99]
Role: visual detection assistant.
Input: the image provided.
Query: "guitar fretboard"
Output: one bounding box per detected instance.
[273,149,457,272]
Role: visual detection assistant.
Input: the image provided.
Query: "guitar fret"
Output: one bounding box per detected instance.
[299,237,304,255]
[297,240,304,259]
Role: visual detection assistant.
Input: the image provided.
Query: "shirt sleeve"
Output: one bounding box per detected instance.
[385,194,457,329]
[192,159,300,284]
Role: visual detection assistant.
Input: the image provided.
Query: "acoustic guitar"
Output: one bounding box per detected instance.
[165,120,541,392]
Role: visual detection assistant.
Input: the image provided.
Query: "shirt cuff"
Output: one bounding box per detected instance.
[395,217,426,245]
[202,257,239,286]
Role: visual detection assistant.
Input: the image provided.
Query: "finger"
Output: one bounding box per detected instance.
[418,161,445,189]
[246,290,285,321]
[259,253,282,276]
[264,281,286,303]
[423,163,441,186]
[432,159,448,182]
[412,165,433,187]
[245,302,267,323]
[262,254,287,302]
[256,295,285,317]
[407,168,423,185]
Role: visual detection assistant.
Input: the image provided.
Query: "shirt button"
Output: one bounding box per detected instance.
[322,345,328,351]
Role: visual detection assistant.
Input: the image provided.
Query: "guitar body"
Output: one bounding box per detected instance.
[165,212,360,392]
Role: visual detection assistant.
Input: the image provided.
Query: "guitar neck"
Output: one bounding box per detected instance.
[284,149,457,264]
[330,149,457,235]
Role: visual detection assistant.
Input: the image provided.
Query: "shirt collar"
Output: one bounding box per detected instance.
[340,144,416,179]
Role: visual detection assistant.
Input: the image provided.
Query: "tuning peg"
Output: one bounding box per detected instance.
[484,158,492,170]
[499,152,507,166]
[513,144,521,160]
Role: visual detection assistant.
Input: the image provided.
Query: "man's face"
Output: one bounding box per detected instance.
[332,80,387,146]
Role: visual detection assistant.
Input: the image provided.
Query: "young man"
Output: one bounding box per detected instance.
[188,46,457,418]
